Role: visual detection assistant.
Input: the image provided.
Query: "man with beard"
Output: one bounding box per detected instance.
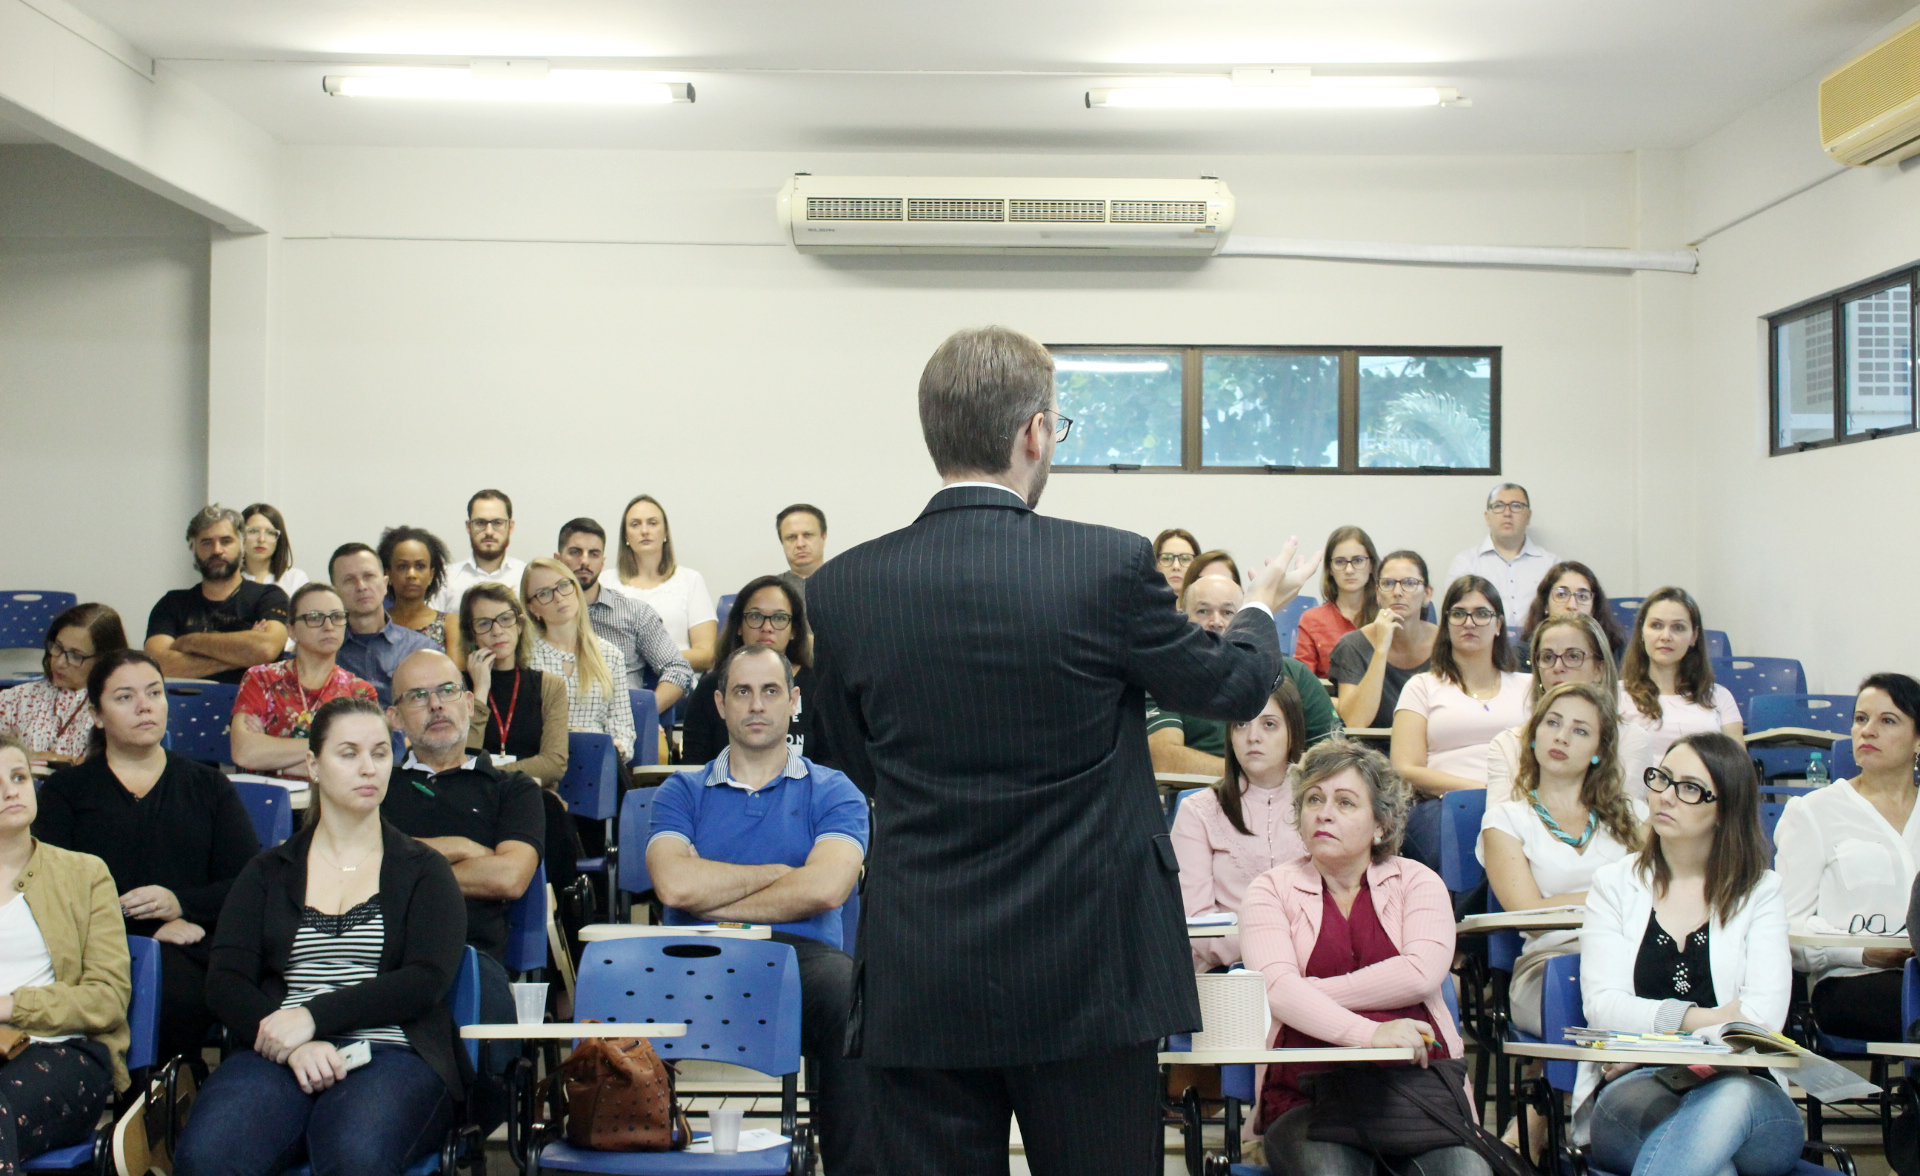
[145,505,291,684]
[433,489,525,613]
[554,518,691,710]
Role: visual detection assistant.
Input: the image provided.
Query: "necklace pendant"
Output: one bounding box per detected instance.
[340,865,356,872]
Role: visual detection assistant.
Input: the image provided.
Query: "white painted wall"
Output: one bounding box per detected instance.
[0,144,210,635]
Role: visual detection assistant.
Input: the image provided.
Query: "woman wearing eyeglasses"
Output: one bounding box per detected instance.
[1773,673,1920,1046]
[682,576,821,767]
[1153,528,1201,598]
[1519,560,1628,664]
[1390,576,1531,870]
[1485,614,1654,805]
[240,503,310,598]
[1329,551,1437,730]
[0,603,126,767]
[457,584,568,785]
[1292,526,1379,679]
[1619,587,1742,762]
[231,584,380,781]
[1577,732,1796,1176]
[521,559,634,764]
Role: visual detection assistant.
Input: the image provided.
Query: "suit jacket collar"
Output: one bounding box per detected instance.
[918,483,1033,521]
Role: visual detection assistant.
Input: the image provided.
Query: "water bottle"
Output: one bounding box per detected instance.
[1806,751,1829,788]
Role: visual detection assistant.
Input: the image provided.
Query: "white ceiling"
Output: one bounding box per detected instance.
[65,0,1919,155]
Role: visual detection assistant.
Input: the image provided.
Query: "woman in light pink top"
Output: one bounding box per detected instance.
[1171,680,1311,971]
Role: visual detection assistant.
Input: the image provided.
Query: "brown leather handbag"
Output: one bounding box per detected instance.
[556,1031,692,1152]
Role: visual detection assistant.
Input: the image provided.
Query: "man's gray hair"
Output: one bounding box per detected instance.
[1486,482,1531,509]
[186,504,245,542]
[918,326,1056,476]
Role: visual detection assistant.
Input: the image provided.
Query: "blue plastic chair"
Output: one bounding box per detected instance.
[1714,658,1810,724]
[1830,738,1859,782]
[715,594,738,629]
[629,689,660,768]
[617,784,658,900]
[559,733,622,921]
[1704,629,1732,660]
[1761,800,1788,861]
[1166,786,1206,831]
[0,591,78,651]
[165,682,240,765]
[25,937,159,1173]
[506,862,549,977]
[1610,597,1646,635]
[1749,694,1853,780]
[527,936,810,1176]
[1275,596,1315,658]
[230,779,293,848]
[1438,789,1488,894]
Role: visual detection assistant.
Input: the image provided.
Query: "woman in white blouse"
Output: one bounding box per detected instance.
[1618,587,1742,761]
[1775,673,1920,1044]
[0,603,125,766]
[1170,680,1309,972]
[616,494,718,673]
[520,559,635,764]
[239,503,310,597]
[1485,614,1655,805]
[1390,575,1531,871]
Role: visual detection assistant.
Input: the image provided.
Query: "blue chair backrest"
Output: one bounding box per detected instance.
[1276,596,1315,656]
[1830,738,1859,781]
[1704,630,1732,660]
[618,785,658,895]
[1610,597,1646,635]
[230,779,293,848]
[576,936,802,1077]
[1169,787,1206,830]
[629,689,660,767]
[166,682,240,764]
[1485,890,1523,973]
[1441,974,1460,1032]
[0,591,78,651]
[1713,658,1809,723]
[505,862,547,975]
[1760,800,1788,861]
[715,594,737,630]
[1438,789,1488,892]
[1539,953,1584,1093]
[125,936,161,1073]
[558,732,620,822]
[1904,958,1918,1033]
[1749,693,1852,736]
[449,946,482,1067]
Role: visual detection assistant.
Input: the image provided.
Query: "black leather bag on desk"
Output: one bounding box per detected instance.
[1304,1057,1530,1175]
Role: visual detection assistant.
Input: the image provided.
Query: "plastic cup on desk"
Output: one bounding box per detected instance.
[709,1107,744,1154]
[510,983,548,1025]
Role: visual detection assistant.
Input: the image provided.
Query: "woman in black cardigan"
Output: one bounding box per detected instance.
[175,697,468,1176]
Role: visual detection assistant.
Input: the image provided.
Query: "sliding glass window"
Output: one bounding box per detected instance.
[1769,268,1917,455]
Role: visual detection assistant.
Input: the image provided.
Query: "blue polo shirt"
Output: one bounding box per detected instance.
[336,615,440,700]
[648,749,868,948]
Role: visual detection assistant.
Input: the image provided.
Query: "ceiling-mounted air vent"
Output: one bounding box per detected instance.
[1110,200,1209,224]
[1009,199,1106,223]
[1822,20,1920,165]
[907,198,1005,221]
[805,196,903,221]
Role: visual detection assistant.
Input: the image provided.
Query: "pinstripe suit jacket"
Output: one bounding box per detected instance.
[808,484,1283,1067]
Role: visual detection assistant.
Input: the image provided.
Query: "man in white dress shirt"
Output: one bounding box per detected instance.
[434,489,528,613]
[1447,481,1557,631]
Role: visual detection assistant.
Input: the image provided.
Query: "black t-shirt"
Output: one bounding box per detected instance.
[381,755,545,960]
[682,664,825,767]
[1328,630,1431,728]
[146,581,291,684]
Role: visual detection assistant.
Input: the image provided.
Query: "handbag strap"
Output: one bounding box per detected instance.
[1393,1065,1532,1176]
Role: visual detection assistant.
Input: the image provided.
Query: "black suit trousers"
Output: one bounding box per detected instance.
[866,1041,1160,1176]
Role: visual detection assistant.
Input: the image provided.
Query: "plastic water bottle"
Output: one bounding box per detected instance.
[1806,751,1829,788]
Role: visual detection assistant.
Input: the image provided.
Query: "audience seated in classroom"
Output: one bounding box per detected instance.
[1239,740,1487,1176]
[1148,574,1339,777]
[1576,732,1797,1176]
[0,602,126,767]
[146,505,291,685]
[1330,550,1437,730]
[378,525,455,654]
[37,649,261,1064]
[1776,672,1920,1043]
[1447,482,1558,634]
[1293,525,1379,680]
[522,558,635,764]
[177,697,468,1176]
[1390,575,1530,872]
[460,583,569,785]
[1486,613,1654,805]
[239,502,309,599]
[329,543,438,700]
[231,583,379,781]
[1170,679,1310,971]
[1188,549,1241,587]
[1153,527,1201,599]
[0,734,133,1172]
[1519,559,1628,664]
[432,489,526,614]
[647,644,873,1176]
[616,493,718,673]
[683,575,824,767]
[554,517,691,710]
[776,503,828,603]
[1618,587,1743,761]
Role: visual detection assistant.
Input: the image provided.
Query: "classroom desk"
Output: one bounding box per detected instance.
[1503,1043,1798,1067]
[462,1023,687,1041]
[578,923,772,941]
[630,764,679,786]
[1343,728,1392,740]
[1187,923,1236,939]
[1159,1047,1418,1065]
[1155,772,1217,789]
[1456,911,1584,935]
[1788,932,1910,950]
[1867,1043,1920,1059]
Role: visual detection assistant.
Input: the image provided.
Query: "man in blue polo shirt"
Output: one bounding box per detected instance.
[648,644,872,1176]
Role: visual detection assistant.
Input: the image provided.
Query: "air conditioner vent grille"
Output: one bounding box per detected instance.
[907,198,1005,222]
[1821,21,1920,143]
[1110,200,1209,224]
[806,197,903,221]
[1008,199,1106,223]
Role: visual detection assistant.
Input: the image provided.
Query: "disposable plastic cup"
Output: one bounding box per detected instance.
[510,983,548,1026]
[709,1107,744,1154]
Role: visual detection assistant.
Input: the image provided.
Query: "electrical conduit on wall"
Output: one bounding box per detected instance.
[1216,235,1698,274]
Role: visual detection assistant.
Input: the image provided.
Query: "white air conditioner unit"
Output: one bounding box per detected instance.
[1822,21,1920,165]
[776,175,1234,254]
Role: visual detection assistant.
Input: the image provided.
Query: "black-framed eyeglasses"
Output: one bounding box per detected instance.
[1487,501,1531,515]
[526,579,577,606]
[44,642,94,667]
[743,609,792,631]
[292,610,349,629]
[467,518,512,532]
[1447,607,1499,627]
[1379,577,1427,593]
[1157,552,1196,568]
[1331,555,1372,572]
[1644,766,1718,805]
[1535,649,1589,669]
[471,612,519,636]
[1850,913,1907,936]
[1550,587,1594,605]
[395,682,464,710]
[1044,409,1073,443]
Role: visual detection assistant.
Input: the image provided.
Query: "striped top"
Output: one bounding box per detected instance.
[279,901,410,1048]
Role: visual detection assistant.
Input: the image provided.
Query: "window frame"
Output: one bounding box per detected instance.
[1767,264,1919,456]
[1047,343,1501,475]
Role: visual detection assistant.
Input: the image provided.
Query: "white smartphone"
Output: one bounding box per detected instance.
[337,1040,372,1073]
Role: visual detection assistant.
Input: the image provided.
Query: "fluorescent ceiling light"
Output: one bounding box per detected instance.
[324,65,693,104]
[1055,359,1172,373]
[1088,84,1460,109]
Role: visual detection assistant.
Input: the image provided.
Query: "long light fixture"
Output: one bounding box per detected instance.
[323,62,693,104]
[1087,67,1464,109]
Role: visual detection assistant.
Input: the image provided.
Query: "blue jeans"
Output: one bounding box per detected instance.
[1591,1068,1804,1176]
[175,1045,454,1176]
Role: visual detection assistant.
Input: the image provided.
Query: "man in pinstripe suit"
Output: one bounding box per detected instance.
[809,326,1319,1175]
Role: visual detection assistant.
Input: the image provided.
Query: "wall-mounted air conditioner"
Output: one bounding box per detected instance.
[776,175,1234,254]
[1822,21,1920,165]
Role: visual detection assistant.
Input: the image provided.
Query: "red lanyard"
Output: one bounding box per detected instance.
[489,670,523,751]
[51,692,88,742]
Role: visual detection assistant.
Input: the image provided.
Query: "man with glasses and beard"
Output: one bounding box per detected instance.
[145,505,291,683]
[434,489,526,613]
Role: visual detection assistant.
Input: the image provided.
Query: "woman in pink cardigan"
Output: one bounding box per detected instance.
[1240,739,1487,1176]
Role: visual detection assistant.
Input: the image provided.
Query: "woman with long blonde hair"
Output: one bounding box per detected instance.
[520,559,635,764]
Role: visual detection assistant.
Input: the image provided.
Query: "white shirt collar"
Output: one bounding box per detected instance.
[1476,535,1546,561]
[402,751,478,776]
[704,746,808,792]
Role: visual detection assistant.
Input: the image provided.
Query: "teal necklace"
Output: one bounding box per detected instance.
[1530,800,1598,848]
